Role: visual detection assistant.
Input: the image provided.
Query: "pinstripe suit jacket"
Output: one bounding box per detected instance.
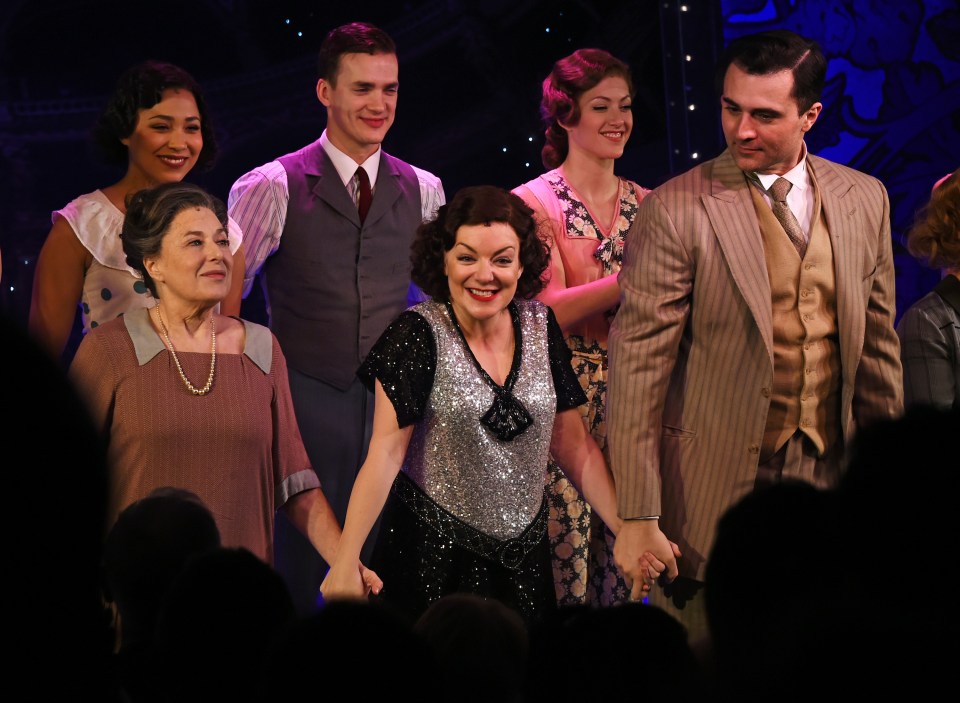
[607,149,903,581]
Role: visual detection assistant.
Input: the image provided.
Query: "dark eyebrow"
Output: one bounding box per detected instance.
[589,95,631,103]
[351,80,399,90]
[179,228,227,238]
[146,113,201,122]
[453,242,517,256]
[721,96,783,117]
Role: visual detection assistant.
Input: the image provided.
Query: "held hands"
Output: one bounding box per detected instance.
[360,562,383,596]
[320,559,383,602]
[613,519,681,602]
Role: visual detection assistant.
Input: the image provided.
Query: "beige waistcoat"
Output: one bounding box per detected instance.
[750,179,841,461]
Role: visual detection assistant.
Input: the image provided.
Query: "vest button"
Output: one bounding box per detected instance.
[760,387,770,397]
[748,444,759,454]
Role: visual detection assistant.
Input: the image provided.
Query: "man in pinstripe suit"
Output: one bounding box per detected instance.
[607,30,903,643]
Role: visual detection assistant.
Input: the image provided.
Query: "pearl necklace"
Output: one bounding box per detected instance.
[154,306,216,396]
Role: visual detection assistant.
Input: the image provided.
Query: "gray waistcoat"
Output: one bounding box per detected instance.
[265,139,422,389]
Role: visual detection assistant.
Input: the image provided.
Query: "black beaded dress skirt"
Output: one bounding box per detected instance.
[371,472,556,627]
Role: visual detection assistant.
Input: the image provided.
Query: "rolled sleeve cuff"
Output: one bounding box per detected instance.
[275,469,321,510]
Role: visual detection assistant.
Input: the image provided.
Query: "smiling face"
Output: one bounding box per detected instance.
[144,206,232,307]
[720,64,821,175]
[564,75,633,161]
[444,222,523,327]
[122,88,202,186]
[316,51,398,163]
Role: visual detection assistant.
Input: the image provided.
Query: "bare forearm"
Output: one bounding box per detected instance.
[283,488,341,565]
[570,444,622,534]
[538,274,620,331]
[333,461,396,566]
[550,410,622,533]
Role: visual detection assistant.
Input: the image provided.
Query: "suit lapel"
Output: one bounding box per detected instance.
[701,150,774,361]
[809,156,863,381]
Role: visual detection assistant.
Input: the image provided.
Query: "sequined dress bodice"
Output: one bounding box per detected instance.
[403,300,557,540]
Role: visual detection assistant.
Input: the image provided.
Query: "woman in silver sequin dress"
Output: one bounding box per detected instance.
[321,185,626,624]
[513,49,650,606]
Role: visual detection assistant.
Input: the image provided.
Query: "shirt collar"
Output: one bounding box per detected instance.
[319,130,381,188]
[124,307,272,374]
[751,142,810,193]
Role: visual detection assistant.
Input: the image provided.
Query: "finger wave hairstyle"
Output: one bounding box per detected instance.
[540,48,633,169]
[92,60,218,171]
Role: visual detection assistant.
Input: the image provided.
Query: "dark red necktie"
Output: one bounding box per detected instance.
[356,167,372,224]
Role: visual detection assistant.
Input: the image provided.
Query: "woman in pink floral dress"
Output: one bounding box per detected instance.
[513,48,649,606]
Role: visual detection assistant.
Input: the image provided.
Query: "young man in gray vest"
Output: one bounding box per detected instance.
[607,29,903,645]
[229,21,445,615]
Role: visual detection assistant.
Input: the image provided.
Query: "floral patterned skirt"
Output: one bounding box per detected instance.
[547,336,630,607]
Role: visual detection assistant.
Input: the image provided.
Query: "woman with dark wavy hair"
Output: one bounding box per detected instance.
[513,48,648,606]
[29,60,245,363]
[322,185,623,625]
[896,168,960,410]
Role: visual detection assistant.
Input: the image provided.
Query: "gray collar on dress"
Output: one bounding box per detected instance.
[123,306,273,374]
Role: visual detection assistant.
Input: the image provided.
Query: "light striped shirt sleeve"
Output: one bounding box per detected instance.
[227,161,289,298]
[409,166,446,305]
[415,165,445,222]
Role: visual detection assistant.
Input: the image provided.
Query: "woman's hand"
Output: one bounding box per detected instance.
[359,562,383,596]
[320,559,367,601]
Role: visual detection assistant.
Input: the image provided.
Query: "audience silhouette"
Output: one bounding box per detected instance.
[258,598,441,702]
[413,593,529,703]
[525,601,707,702]
[102,487,222,702]
[826,404,957,698]
[154,546,296,703]
[3,313,121,700]
[703,480,837,699]
[702,405,958,700]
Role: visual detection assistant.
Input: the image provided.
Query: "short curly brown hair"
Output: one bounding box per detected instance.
[411,185,551,301]
[906,169,960,271]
